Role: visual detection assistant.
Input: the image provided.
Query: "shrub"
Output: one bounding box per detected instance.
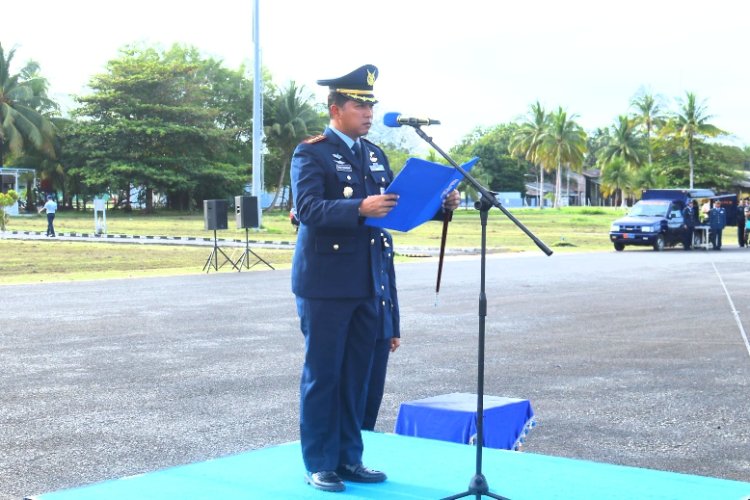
[0,190,20,231]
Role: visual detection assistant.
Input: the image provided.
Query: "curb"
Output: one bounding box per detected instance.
[5,230,296,247]
[3,231,482,255]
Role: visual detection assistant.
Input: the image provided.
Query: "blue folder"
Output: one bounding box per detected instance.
[365,157,479,232]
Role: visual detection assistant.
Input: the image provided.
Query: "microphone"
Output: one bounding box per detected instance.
[383,112,441,127]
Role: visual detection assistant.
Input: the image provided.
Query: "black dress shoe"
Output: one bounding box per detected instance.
[305,471,345,492]
[336,463,387,483]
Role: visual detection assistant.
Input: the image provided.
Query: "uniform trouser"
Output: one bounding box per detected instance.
[710,229,723,249]
[739,225,746,247]
[683,227,693,249]
[296,296,377,472]
[362,337,392,431]
[46,213,55,236]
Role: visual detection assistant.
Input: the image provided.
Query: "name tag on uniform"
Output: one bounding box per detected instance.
[336,164,353,172]
[369,163,385,172]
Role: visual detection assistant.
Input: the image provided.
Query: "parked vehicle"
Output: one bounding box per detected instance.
[609,189,737,251]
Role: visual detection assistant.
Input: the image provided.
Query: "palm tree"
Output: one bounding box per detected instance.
[630,92,665,165]
[599,115,643,168]
[632,163,666,193]
[510,101,548,208]
[0,43,57,167]
[599,157,633,207]
[538,107,587,208]
[670,92,723,189]
[264,81,324,210]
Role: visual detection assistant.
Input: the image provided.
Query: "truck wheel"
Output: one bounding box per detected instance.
[614,242,624,251]
[653,235,665,251]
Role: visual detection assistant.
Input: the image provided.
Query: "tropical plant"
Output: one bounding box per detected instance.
[510,102,548,208]
[599,157,633,207]
[583,127,610,168]
[632,163,667,193]
[599,115,643,168]
[667,92,724,189]
[69,44,244,211]
[264,81,325,210]
[0,189,19,230]
[538,107,587,208]
[0,43,57,167]
[465,124,527,193]
[630,91,666,165]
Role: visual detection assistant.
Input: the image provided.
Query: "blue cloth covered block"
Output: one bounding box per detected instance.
[394,392,535,450]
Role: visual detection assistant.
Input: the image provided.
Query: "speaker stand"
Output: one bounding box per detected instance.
[203,230,240,273]
[235,228,275,271]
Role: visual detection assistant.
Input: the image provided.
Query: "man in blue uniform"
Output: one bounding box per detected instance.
[737,198,749,247]
[291,64,459,493]
[708,200,726,250]
[681,200,695,250]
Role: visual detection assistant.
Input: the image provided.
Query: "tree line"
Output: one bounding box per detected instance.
[1,42,327,212]
[2,41,748,213]
[451,93,747,208]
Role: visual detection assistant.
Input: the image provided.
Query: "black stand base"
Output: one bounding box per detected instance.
[203,230,240,273]
[442,473,510,500]
[235,228,274,271]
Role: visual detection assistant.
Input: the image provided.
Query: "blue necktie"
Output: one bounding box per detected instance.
[352,142,361,164]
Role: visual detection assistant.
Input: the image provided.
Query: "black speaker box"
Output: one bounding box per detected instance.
[235,195,259,229]
[203,199,228,230]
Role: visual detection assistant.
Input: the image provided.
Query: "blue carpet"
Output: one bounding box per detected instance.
[28,432,750,499]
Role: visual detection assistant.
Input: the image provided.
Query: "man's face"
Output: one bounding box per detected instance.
[331,99,374,139]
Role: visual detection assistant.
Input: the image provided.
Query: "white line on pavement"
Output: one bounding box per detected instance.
[712,261,750,360]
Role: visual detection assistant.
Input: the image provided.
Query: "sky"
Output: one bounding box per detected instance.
[4,0,750,150]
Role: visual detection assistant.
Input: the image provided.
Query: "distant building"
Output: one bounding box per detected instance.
[524,170,587,206]
[0,167,36,215]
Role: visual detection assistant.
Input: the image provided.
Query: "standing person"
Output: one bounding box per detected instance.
[682,200,696,250]
[362,230,399,431]
[737,198,749,247]
[38,195,57,237]
[708,200,726,250]
[692,200,700,225]
[290,64,459,493]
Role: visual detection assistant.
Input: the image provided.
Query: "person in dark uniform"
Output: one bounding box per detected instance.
[362,230,399,431]
[737,198,749,247]
[682,200,695,250]
[708,200,726,250]
[290,64,460,493]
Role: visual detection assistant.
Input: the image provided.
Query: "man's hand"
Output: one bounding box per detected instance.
[359,194,398,218]
[390,337,401,353]
[442,189,461,211]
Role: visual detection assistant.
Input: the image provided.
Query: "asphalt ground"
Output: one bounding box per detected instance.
[1,247,749,499]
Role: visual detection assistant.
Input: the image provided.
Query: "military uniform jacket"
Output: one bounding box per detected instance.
[708,207,726,230]
[291,127,395,299]
[682,206,696,228]
[377,230,400,340]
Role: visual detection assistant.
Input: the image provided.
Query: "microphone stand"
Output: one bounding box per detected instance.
[409,125,553,500]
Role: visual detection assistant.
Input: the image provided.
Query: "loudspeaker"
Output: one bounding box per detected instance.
[203,199,228,230]
[235,195,259,229]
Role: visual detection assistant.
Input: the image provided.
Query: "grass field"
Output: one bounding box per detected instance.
[1,206,626,284]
